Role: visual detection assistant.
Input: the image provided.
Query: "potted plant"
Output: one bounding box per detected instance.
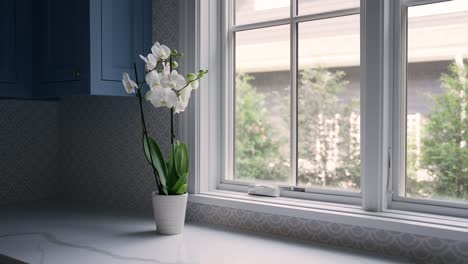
[122,42,207,235]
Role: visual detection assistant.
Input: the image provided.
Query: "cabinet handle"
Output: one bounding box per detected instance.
[73,71,80,77]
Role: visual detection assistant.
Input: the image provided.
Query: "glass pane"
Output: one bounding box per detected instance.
[405,0,468,202]
[298,0,359,16]
[234,25,291,184]
[235,0,290,25]
[297,15,360,191]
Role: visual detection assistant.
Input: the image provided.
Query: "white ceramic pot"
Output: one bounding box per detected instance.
[151,192,188,235]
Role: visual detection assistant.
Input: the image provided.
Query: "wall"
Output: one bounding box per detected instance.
[186,202,468,264]
[58,96,170,211]
[57,0,178,212]
[0,100,59,205]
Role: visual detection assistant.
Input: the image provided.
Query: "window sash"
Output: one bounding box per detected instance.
[389,0,468,218]
[224,0,362,201]
[211,0,468,217]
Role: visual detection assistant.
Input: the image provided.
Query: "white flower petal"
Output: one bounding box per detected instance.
[139,54,148,63]
[163,62,170,75]
[174,74,186,90]
[122,72,136,94]
[164,89,178,108]
[174,87,192,113]
[147,54,157,70]
[145,71,160,87]
[151,45,161,60]
[145,90,162,107]
[159,44,171,60]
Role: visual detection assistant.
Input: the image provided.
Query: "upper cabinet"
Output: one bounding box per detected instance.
[34,0,87,97]
[0,0,32,98]
[0,0,151,98]
[89,0,151,96]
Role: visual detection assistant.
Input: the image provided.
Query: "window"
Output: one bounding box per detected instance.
[391,0,468,216]
[223,0,361,201]
[186,0,468,218]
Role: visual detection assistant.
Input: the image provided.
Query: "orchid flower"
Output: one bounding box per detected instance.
[146,70,161,89]
[160,63,186,91]
[139,53,157,70]
[145,88,178,108]
[151,42,171,61]
[122,72,138,94]
[174,87,193,113]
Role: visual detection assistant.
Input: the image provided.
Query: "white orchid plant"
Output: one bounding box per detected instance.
[122,42,207,195]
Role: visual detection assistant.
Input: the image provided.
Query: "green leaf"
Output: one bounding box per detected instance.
[143,135,168,194]
[169,172,188,194]
[175,183,187,195]
[174,143,189,178]
[165,144,177,190]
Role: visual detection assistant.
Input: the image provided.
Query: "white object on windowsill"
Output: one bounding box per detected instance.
[247,184,280,197]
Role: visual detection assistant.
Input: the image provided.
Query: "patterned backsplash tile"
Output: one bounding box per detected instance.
[0,100,59,205]
[187,202,468,264]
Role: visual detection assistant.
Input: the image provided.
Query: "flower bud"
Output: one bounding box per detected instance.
[187,73,197,81]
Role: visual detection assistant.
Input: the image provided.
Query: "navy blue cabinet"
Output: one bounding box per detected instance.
[89,0,151,96]
[34,0,88,97]
[0,0,32,98]
[0,0,151,98]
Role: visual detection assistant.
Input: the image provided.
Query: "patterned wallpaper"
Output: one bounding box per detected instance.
[0,100,59,205]
[58,96,171,211]
[152,0,178,48]
[186,202,468,264]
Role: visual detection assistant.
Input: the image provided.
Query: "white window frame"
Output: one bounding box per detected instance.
[218,0,364,205]
[389,0,468,218]
[178,0,468,221]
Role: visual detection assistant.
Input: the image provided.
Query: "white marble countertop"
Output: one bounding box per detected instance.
[0,202,409,264]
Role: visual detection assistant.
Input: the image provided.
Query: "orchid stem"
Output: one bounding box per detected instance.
[134,63,162,192]
[169,58,177,146]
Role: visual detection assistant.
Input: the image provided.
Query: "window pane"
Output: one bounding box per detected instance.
[297,15,360,191]
[298,0,359,16]
[235,0,290,25]
[234,25,291,184]
[405,0,468,201]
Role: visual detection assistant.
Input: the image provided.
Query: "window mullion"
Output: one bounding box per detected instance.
[290,0,298,187]
[361,0,391,212]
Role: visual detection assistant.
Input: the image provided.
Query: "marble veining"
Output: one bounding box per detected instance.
[0,233,172,264]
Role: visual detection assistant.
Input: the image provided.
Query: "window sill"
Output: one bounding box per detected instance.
[188,190,468,242]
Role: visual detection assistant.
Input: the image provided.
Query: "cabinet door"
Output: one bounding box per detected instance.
[37,0,83,84]
[101,0,145,80]
[90,0,151,96]
[0,0,16,84]
[0,0,32,98]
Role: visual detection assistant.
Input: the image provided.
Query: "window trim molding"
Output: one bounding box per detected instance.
[389,0,468,218]
[221,0,366,203]
[179,0,468,220]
